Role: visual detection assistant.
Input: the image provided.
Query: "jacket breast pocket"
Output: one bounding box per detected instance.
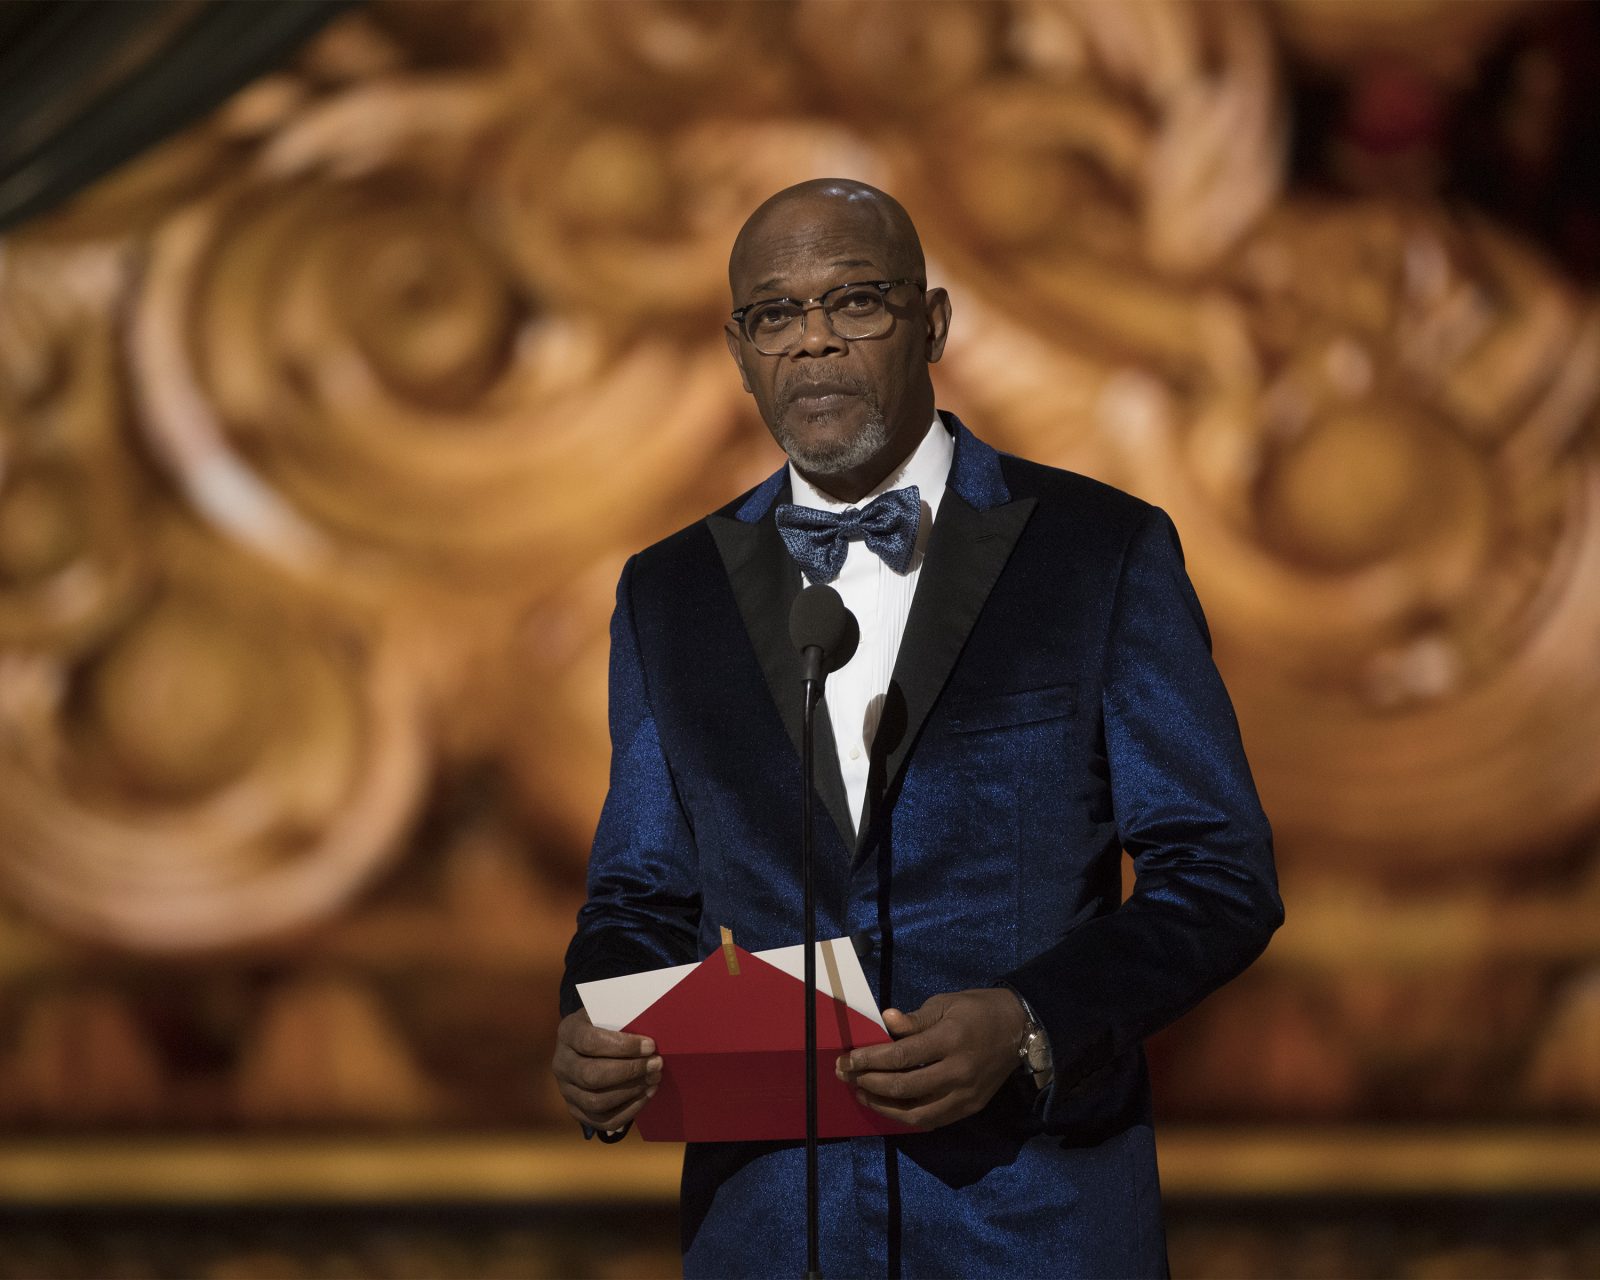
[946,681,1077,734]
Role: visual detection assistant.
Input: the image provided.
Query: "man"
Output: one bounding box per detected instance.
[553,179,1282,1278]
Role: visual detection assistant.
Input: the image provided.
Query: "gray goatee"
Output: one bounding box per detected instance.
[773,392,889,477]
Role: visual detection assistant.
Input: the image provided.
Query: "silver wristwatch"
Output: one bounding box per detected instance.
[1011,990,1054,1091]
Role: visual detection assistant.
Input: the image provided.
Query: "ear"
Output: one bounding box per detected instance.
[923,287,952,363]
[724,324,753,394]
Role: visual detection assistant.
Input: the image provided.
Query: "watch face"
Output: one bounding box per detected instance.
[1022,1028,1049,1072]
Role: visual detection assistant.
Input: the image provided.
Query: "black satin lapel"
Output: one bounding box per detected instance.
[859,493,1038,848]
[706,513,857,852]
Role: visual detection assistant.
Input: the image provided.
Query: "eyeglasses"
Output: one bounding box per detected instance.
[731,279,924,355]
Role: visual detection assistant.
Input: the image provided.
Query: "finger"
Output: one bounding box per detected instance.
[855,1087,961,1131]
[849,1061,954,1101]
[566,1020,656,1060]
[883,1000,944,1037]
[553,1036,659,1088]
[840,1037,929,1074]
[560,1049,663,1093]
[840,1021,957,1075]
[881,1007,917,1036]
[565,1084,656,1132]
[564,1077,656,1119]
[589,1088,656,1131]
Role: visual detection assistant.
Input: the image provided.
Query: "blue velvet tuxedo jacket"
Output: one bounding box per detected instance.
[560,413,1282,1278]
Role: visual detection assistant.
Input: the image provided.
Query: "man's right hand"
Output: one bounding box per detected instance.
[552,1009,662,1131]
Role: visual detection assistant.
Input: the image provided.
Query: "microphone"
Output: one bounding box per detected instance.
[789,584,859,689]
[787,583,858,1279]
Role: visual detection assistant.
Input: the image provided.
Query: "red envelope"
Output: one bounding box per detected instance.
[616,943,913,1142]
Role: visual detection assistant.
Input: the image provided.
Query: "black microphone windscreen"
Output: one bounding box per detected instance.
[789,584,859,674]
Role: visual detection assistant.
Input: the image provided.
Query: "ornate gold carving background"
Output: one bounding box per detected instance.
[1,0,1598,1140]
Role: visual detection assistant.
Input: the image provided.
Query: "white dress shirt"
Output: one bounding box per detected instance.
[788,414,954,836]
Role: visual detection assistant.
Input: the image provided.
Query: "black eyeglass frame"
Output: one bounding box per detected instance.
[730,278,926,350]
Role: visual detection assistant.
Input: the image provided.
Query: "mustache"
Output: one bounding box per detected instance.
[778,376,873,411]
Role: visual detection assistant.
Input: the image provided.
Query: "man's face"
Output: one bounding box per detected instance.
[724,199,950,493]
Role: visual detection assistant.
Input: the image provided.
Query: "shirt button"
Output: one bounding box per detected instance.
[849,746,861,760]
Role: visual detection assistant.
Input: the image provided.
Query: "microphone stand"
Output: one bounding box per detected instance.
[799,647,823,1280]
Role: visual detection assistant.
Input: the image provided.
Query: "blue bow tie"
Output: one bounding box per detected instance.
[774,485,922,585]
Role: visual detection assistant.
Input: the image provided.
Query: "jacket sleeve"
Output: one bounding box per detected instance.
[999,505,1283,1123]
[558,555,702,1019]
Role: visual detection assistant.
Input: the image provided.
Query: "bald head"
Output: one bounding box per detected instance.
[728,179,926,300]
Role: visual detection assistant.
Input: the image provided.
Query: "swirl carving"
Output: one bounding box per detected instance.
[0,538,426,951]
[1078,202,1600,872]
[128,80,746,590]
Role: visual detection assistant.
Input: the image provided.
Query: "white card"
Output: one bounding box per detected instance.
[578,936,885,1032]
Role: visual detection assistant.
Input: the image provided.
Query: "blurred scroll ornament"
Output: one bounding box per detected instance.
[1266,0,1531,86]
[486,110,888,324]
[917,0,1285,465]
[502,560,622,864]
[909,0,1283,284]
[977,194,1600,877]
[3,21,387,249]
[0,534,427,951]
[516,0,786,110]
[1155,963,1549,1119]
[10,126,244,245]
[1149,977,1362,1119]
[235,974,437,1124]
[127,78,745,593]
[0,242,151,654]
[0,986,165,1124]
[500,423,784,861]
[1198,204,1600,874]
[789,0,1002,115]
[1522,966,1600,1111]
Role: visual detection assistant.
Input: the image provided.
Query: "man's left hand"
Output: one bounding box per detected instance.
[837,989,1028,1130]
